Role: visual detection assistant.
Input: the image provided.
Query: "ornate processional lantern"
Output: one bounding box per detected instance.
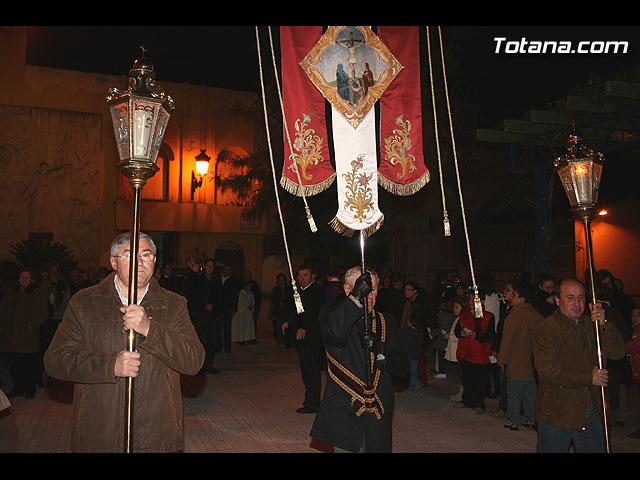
[106,47,175,453]
[553,130,610,452]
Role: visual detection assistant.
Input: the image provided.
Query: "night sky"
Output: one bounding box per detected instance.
[25,25,640,130]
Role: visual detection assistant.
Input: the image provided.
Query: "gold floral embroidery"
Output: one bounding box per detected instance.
[343,154,374,222]
[384,114,416,180]
[288,113,325,181]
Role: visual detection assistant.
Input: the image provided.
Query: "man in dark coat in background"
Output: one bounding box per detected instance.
[531,273,557,318]
[310,266,410,452]
[0,268,49,399]
[183,260,214,375]
[202,259,222,374]
[282,265,326,414]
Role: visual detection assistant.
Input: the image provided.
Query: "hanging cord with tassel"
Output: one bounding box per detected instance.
[266,26,317,233]
[426,26,450,237]
[255,26,304,314]
[433,26,482,318]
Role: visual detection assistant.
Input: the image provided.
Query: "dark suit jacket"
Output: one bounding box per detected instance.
[293,281,325,333]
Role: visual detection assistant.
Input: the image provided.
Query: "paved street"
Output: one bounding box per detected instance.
[2,324,639,454]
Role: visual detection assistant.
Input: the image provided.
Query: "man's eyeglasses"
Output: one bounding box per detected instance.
[113,252,155,262]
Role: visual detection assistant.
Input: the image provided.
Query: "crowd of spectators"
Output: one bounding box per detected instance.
[1,255,638,451]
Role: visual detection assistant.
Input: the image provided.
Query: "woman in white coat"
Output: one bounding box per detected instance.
[232,281,255,344]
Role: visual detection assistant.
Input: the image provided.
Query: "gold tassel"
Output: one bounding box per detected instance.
[443,210,451,237]
[305,206,318,233]
[473,285,483,318]
[293,285,305,314]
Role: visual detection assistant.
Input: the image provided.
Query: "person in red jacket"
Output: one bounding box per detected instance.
[453,293,496,414]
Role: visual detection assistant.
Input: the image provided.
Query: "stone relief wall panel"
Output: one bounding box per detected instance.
[0,104,102,262]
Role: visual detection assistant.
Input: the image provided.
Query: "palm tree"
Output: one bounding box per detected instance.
[3,235,77,280]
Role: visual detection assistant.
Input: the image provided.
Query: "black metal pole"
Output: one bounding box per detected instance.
[359,231,372,387]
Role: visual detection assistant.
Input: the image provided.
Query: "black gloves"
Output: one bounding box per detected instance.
[360,331,383,355]
[351,272,372,300]
[359,330,386,368]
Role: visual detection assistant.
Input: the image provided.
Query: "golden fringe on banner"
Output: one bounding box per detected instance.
[279,173,336,197]
[377,170,431,196]
[328,214,385,239]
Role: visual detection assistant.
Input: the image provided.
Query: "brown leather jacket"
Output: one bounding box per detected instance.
[532,308,626,431]
[497,302,543,381]
[44,273,204,452]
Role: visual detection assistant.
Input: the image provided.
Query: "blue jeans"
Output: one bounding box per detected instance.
[537,401,605,453]
[506,378,536,425]
[408,359,424,391]
[436,349,446,374]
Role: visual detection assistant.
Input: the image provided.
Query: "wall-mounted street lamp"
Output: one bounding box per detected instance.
[553,130,610,452]
[191,149,211,201]
[106,48,174,453]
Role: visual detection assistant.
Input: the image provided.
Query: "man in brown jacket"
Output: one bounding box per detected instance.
[497,283,543,430]
[532,278,626,453]
[44,232,204,453]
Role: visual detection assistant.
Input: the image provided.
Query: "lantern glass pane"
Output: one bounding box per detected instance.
[148,106,170,164]
[592,162,603,203]
[557,165,578,207]
[571,161,593,204]
[109,100,130,161]
[132,98,159,161]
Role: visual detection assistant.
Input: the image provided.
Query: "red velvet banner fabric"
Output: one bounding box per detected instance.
[377,26,429,195]
[280,26,335,196]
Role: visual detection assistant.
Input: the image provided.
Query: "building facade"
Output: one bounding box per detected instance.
[0,27,278,292]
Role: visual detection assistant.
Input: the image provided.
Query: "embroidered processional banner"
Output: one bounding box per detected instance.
[280,26,429,237]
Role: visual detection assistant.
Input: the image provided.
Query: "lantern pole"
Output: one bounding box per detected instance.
[359,231,372,387]
[554,131,610,452]
[577,204,610,453]
[106,48,174,453]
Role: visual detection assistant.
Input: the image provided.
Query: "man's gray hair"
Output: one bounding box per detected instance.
[110,231,157,257]
[344,266,379,287]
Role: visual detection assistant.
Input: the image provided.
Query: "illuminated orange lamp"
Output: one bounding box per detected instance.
[191,149,211,200]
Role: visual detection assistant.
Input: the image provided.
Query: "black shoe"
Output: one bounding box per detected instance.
[296,406,317,414]
[504,422,519,431]
[207,367,221,375]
